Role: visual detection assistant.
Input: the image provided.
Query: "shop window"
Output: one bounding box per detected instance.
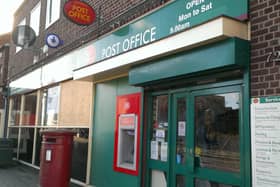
[8,128,19,158]
[9,95,22,126]
[18,128,34,163]
[151,170,167,187]
[71,128,89,182]
[195,93,240,173]
[22,92,37,126]
[30,1,41,36]
[40,86,60,126]
[151,95,168,162]
[45,0,61,28]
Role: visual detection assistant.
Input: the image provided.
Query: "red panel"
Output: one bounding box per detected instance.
[113,93,141,176]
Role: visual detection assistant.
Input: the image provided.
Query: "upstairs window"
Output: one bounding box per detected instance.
[30,2,41,36]
[45,0,61,28]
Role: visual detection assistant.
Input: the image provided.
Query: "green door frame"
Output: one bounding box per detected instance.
[145,79,251,187]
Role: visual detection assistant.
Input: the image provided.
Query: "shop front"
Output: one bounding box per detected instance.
[7,62,93,185]
[71,0,250,186]
[127,37,251,187]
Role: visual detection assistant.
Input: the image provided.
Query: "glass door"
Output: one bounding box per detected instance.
[192,86,242,187]
[146,83,244,187]
[171,93,190,187]
[147,94,169,187]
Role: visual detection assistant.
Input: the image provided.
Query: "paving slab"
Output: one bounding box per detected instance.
[0,162,81,187]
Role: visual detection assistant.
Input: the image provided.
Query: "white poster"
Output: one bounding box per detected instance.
[160,142,168,162]
[156,129,165,138]
[151,141,159,160]
[251,97,280,187]
[178,121,186,136]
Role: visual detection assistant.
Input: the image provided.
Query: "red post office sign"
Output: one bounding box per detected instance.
[63,0,96,25]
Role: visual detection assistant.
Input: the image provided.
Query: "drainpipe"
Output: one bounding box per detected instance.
[2,43,10,138]
[3,85,9,138]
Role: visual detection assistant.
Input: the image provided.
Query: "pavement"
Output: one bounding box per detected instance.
[0,161,81,187]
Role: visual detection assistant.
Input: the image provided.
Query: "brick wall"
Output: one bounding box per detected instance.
[9,0,170,81]
[250,0,280,97]
[0,34,10,108]
[0,33,10,87]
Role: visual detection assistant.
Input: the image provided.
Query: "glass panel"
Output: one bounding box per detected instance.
[8,128,19,158]
[9,96,21,126]
[40,86,60,126]
[30,2,41,35]
[151,170,167,187]
[22,92,37,126]
[195,93,240,173]
[19,128,34,163]
[151,95,168,161]
[71,128,89,182]
[177,175,185,187]
[35,128,43,166]
[195,179,238,187]
[46,0,60,27]
[176,98,186,165]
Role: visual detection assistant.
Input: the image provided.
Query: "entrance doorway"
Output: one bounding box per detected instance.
[146,81,246,187]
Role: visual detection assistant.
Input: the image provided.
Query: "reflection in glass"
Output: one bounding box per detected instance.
[151,170,167,187]
[195,179,237,187]
[151,95,168,161]
[9,96,21,126]
[71,128,89,182]
[176,98,186,165]
[177,175,185,187]
[195,93,240,173]
[40,86,60,126]
[19,128,34,163]
[22,92,37,126]
[8,128,19,158]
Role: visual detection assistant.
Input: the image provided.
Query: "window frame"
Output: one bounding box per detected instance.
[30,1,41,36]
[45,0,61,28]
[39,85,61,126]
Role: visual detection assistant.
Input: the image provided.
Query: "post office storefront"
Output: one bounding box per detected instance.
[73,1,251,186]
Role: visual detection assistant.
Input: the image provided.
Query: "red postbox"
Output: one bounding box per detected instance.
[39,130,75,187]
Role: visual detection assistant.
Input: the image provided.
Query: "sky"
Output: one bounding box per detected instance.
[0,0,24,35]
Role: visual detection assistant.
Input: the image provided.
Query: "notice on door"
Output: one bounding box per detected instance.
[251,97,280,187]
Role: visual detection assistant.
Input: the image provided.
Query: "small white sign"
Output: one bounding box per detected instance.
[178,121,186,137]
[151,141,159,160]
[156,129,165,138]
[46,150,52,161]
[161,142,168,162]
